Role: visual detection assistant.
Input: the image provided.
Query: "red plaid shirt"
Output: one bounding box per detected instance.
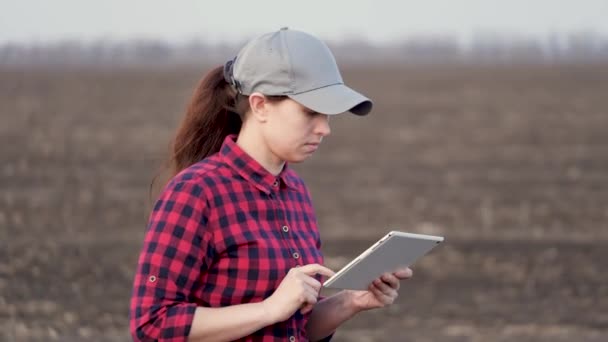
[130,135,330,341]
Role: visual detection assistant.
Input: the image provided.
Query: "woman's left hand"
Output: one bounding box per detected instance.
[345,267,413,311]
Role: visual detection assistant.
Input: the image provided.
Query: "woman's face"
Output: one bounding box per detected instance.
[261,98,331,163]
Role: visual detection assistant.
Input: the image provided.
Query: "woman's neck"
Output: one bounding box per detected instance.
[235,129,285,176]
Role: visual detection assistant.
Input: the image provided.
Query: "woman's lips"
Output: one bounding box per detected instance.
[304,143,320,152]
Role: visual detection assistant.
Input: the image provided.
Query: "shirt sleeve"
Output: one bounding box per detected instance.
[129,180,212,342]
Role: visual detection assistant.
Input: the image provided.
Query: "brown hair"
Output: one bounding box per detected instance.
[171,65,246,176]
[150,65,285,199]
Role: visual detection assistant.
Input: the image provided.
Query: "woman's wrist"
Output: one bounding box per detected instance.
[339,290,366,314]
[259,299,278,326]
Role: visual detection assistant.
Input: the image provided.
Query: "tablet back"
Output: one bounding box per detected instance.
[323,231,443,290]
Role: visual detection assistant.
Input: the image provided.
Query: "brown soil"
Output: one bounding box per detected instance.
[1,63,607,341]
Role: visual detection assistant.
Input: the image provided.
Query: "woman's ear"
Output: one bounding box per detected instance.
[248,93,269,123]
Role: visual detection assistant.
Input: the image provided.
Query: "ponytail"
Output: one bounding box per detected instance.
[149,65,287,202]
[171,65,244,176]
[149,66,246,200]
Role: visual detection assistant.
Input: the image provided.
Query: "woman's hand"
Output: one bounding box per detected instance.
[263,264,335,323]
[346,267,413,311]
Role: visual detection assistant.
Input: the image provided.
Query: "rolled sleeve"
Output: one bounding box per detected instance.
[130,180,211,342]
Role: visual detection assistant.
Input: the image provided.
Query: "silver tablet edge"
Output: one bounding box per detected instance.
[322,231,444,287]
[323,232,393,287]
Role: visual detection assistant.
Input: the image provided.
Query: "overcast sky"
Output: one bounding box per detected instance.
[2,0,608,44]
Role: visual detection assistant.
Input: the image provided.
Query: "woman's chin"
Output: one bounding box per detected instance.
[286,153,312,164]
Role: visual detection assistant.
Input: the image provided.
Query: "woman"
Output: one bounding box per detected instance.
[129,27,413,342]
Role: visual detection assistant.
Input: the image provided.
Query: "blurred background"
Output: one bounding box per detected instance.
[1,1,608,341]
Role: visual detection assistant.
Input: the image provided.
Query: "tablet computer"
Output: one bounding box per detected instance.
[323,231,444,290]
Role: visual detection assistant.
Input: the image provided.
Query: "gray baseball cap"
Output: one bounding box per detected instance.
[224,27,372,116]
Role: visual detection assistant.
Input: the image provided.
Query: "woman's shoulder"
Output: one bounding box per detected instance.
[161,155,231,197]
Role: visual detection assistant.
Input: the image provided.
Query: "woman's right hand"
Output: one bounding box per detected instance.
[262,264,335,323]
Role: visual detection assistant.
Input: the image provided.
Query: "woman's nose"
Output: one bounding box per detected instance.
[315,115,331,137]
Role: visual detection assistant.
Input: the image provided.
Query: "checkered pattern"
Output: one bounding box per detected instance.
[130,135,329,341]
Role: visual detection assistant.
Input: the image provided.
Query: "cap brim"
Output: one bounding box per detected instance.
[288,84,373,116]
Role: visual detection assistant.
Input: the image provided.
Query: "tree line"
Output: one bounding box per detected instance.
[1,32,607,66]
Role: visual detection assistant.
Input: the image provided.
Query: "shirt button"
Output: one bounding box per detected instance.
[292,252,300,259]
[289,336,296,342]
[282,225,289,233]
[148,275,157,283]
[273,179,279,187]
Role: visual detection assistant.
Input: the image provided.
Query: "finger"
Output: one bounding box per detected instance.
[299,274,322,292]
[393,267,413,279]
[299,263,335,278]
[302,285,320,302]
[300,289,318,307]
[374,282,398,304]
[373,278,398,298]
[369,283,392,305]
[380,273,400,290]
[300,303,314,314]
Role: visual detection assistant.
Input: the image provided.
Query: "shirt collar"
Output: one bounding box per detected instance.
[220,134,296,194]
